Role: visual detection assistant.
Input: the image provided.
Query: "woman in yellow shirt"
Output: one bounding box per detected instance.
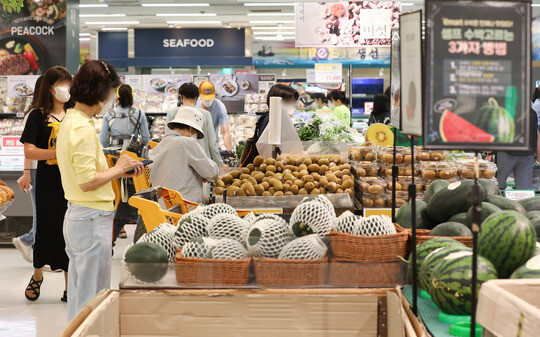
[328,90,351,126]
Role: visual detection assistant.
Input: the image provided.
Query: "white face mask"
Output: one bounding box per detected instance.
[191,133,198,139]
[201,99,214,108]
[282,103,295,117]
[52,86,70,103]
[312,102,319,109]
[99,97,114,115]
[328,102,336,110]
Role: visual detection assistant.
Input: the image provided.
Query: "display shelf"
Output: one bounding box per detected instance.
[0,113,24,119]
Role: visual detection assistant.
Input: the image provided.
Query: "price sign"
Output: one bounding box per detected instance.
[0,136,24,155]
[504,190,536,201]
[314,63,342,83]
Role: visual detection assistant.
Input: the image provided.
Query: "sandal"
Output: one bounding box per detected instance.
[25,275,43,301]
[61,290,67,302]
[118,228,127,239]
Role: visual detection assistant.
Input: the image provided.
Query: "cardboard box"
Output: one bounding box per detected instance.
[477,279,540,337]
[63,288,420,337]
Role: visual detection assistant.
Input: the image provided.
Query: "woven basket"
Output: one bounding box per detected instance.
[407,229,473,254]
[174,256,251,287]
[253,258,328,288]
[328,224,408,263]
[327,261,403,287]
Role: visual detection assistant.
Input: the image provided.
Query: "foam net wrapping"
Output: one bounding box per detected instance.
[207,238,248,260]
[255,213,288,228]
[207,214,249,244]
[137,223,177,262]
[201,203,237,220]
[173,213,209,250]
[358,215,396,236]
[290,199,336,236]
[181,237,211,259]
[246,218,294,258]
[299,195,336,218]
[278,234,328,260]
[242,212,257,226]
[334,211,361,235]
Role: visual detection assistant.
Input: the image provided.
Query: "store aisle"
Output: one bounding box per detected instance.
[0,225,135,337]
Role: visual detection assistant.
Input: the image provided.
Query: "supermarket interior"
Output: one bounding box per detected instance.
[1,0,540,337]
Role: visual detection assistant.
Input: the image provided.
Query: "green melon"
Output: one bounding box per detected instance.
[478,211,537,278]
[420,246,471,293]
[396,200,432,229]
[431,252,498,315]
[427,181,485,223]
[429,222,472,237]
[510,255,540,279]
[519,196,540,212]
[477,179,501,196]
[465,202,501,228]
[487,195,527,215]
[469,101,515,143]
[424,180,450,203]
[124,242,169,283]
[531,218,540,240]
[448,212,468,225]
[527,211,540,220]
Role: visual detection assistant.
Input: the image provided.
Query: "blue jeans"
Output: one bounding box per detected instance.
[496,152,535,190]
[20,169,37,246]
[63,202,114,321]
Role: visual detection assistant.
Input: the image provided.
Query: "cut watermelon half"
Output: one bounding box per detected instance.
[439,110,495,143]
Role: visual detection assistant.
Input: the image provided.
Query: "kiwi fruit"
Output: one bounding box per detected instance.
[318,158,330,166]
[253,156,264,167]
[273,180,284,191]
[461,169,475,179]
[275,161,284,172]
[356,168,367,177]
[239,174,251,181]
[222,174,233,184]
[232,180,242,188]
[285,191,294,196]
[290,184,299,194]
[294,180,305,188]
[417,153,431,161]
[247,164,255,172]
[284,165,296,172]
[248,177,258,185]
[254,185,265,196]
[319,177,329,187]
[341,179,353,189]
[299,170,309,177]
[368,185,383,194]
[295,157,305,166]
[330,166,340,172]
[283,183,291,192]
[365,153,376,161]
[236,188,247,197]
[298,164,308,172]
[319,187,326,194]
[274,173,283,181]
[266,158,276,166]
[262,191,271,197]
[341,163,351,171]
[353,152,363,161]
[483,170,495,179]
[302,175,314,183]
[363,199,374,207]
[422,170,437,179]
[334,171,343,179]
[303,159,312,166]
[274,191,284,197]
[308,164,319,173]
[374,198,386,208]
[395,198,407,207]
[254,172,265,183]
[216,179,225,188]
[311,173,321,181]
[268,187,276,195]
[293,172,302,178]
[266,165,277,173]
[258,163,267,172]
[326,182,338,193]
[298,188,308,195]
[342,175,353,181]
[231,171,241,179]
[326,172,338,183]
[319,165,329,175]
[304,182,315,191]
[404,155,412,164]
[438,169,456,179]
[241,183,256,196]
[227,186,239,197]
[265,171,275,177]
[310,188,321,195]
[241,167,250,175]
[430,152,444,161]
[214,187,224,196]
[260,181,270,190]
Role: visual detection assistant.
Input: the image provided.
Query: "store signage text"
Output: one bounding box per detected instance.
[11,26,54,36]
[163,39,214,48]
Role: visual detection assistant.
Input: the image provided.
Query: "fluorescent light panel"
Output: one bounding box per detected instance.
[79,33,91,36]
[156,13,217,17]
[250,20,295,23]
[244,3,295,6]
[85,21,140,24]
[255,37,295,40]
[247,12,294,16]
[79,38,91,41]
[166,20,222,24]
[79,4,108,8]
[401,2,415,6]
[80,14,126,17]
[142,3,209,7]
[102,27,128,31]
[251,26,295,30]
[253,31,295,35]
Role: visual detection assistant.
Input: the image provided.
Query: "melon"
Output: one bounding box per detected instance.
[527,211,540,220]
[439,110,495,143]
[124,242,169,283]
[510,255,540,279]
[395,200,432,229]
[518,196,540,212]
[427,180,485,223]
[448,213,468,225]
[424,180,450,203]
[465,202,501,228]
[429,222,472,237]
[486,195,527,215]
[420,245,470,293]
[477,179,500,196]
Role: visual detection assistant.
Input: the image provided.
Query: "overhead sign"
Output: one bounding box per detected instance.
[134,28,245,58]
[315,63,342,83]
[424,1,531,151]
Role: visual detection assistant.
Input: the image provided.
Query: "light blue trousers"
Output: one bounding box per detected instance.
[19,169,37,246]
[63,202,114,321]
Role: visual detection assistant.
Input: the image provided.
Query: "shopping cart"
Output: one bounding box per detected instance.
[121,150,152,192]
[148,140,158,149]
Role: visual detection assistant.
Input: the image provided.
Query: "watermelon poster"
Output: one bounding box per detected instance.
[424,1,531,151]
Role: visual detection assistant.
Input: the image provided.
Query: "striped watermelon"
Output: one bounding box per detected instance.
[478,211,537,278]
[510,255,540,279]
[470,100,515,143]
[431,252,498,315]
[420,245,470,293]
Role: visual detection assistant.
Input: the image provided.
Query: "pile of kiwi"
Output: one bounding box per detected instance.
[214,155,354,197]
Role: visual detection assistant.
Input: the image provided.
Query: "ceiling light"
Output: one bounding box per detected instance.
[102,27,128,31]
[79,4,108,8]
[532,4,540,6]
[251,26,295,30]
[401,2,415,6]
[252,31,295,35]
[80,14,126,17]
[244,3,295,6]
[79,33,91,36]
[85,21,140,25]
[142,3,209,7]
[79,38,91,41]
[249,20,295,24]
[156,13,217,17]
[166,21,222,24]
[255,37,295,41]
[247,12,295,16]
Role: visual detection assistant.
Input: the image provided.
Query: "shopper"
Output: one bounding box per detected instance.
[56,60,143,321]
[19,67,72,303]
[496,108,540,190]
[328,90,352,126]
[368,93,391,125]
[531,86,540,128]
[196,81,233,151]
[240,84,299,166]
[310,93,331,113]
[166,83,222,166]
[12,75,43,263]
[150,106,219,203]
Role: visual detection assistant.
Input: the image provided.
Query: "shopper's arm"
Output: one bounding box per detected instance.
[79,155,143,192]
[18,158,32,192]
[139,111,151,146]
[220,124,233,151]
[186,140,219,181]
[206,122,223,166]
[99,114,111,148]
[24,143,56,161]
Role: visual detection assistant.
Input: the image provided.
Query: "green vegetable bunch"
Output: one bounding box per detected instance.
[1,0,23,13]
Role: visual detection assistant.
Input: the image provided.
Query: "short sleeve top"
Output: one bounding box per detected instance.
[20,109,51,157]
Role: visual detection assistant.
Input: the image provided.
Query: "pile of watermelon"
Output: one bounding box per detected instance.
[402,180,540,316]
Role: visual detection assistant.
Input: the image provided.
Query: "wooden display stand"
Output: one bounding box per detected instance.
[62,288,425,337]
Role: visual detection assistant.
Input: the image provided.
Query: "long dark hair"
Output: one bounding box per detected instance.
[26,75,43,115]
[533,87,540,102]
[267,84,299,106]
[328,90,350,106]
[35,66,72,116]
[117,84,133,108]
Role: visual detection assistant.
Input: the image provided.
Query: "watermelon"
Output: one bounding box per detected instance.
[465,202,501,228]
[469,101,515,143]
[427,180,485,223]
[431,251,498,315]
[478,211,537,278]
[518,196,540,212]
[420,246,470,293]
[429,222,472,237]
[477,179,501,196]
[424,180,450,203]
[396,200,431,229]
[403,237,464,283]
[486,195,527,215]
[448,212,468,225]
[528,211,540,220]
[510,255,540,279]
[124,242,169,283]
[531,218,540,240]
[439,110,495,143]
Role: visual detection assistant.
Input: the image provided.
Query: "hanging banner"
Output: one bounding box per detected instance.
[424,1,531,151]
[295,1,400,47]
[209,74,259,113]
[390,29,401,128]
[0,0,67,75]
[315,63,342,83]
[533,16,540,63]
[123,75,144,91]
[399,11,423,136]
[7,75,40,98]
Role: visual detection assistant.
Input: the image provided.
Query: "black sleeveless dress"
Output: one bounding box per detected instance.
[20,109,69,271]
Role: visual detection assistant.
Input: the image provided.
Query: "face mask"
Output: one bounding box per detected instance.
[53,86,70,103]
[328,102,336,110]
[201,99,214,108]
[191,133,198,139]
[312,102,319,109]
[282,104,295,117]
[99,97,114,115]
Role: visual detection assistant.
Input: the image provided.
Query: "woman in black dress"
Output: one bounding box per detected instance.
[20,66,72,302]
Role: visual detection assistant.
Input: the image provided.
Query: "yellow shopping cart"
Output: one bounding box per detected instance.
[105,154,122,211]
[121,150,152,192]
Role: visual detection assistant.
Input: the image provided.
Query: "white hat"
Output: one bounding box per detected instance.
[168,106,205,139]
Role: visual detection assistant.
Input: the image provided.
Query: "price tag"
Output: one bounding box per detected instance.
[363,208,393,218]
[504,190,536,201]
[314,63,342,83]
[16,112,24,118]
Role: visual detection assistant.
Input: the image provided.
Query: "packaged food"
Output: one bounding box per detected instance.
[386,176,426,192]
[352,161,379,177]
[455,159,497,179]
[356,177,386,194]
[380,163,420,177]
[416,149,448,162]
[362,192,387,208]
[385,191,424,207]
[378,146,409,164]
[420,162,457,180]
[349,144,377,162]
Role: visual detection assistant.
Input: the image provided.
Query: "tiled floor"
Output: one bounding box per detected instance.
[0,225,134,337]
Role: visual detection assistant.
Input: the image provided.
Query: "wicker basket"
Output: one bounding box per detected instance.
[253,258,328,288]
[327,261,403,287]
[174,256,251,287]
[407,229,473,254]
[328,224,408,263]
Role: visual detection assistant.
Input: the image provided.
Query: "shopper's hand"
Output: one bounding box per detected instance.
[115,155,143,177]
[18,172,31,193]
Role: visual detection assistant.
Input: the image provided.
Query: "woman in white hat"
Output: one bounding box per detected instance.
[149,106,219,203]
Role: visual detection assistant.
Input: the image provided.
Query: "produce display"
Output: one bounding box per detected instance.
[226,113,257,149]
[0,184,14,211]
[298,113,358,143]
